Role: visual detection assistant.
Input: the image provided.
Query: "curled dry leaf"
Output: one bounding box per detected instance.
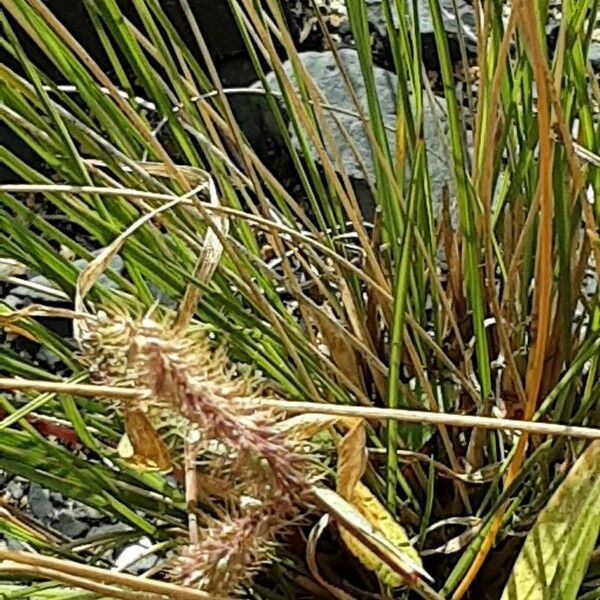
[174,175,228,332]
[419,517,482,556]
[306,514,355,600]
[74,189,189,340]
[121,408,176,473]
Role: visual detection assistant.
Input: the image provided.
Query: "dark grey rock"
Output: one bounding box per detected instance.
[36,347,61,370]
[87,522,132,540]
[28,483,53,520]
[53,512,89,538]
[127,552,159,574]
[49,491,67,505]
[288,0,600,71]
[69,502,104,522]
[257,49,451,217]
[366,0,600,68]
[366,0,477,45]
[286,0,478,59]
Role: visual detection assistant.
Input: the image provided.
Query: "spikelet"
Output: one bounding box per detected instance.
[169,508,278,597]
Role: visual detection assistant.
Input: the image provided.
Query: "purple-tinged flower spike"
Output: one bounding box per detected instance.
[82,310,325,593]
[170,508,280,597]
[134,336,317,503]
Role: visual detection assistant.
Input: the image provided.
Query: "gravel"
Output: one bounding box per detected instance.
[286,0,600,70]
[28,483,54,521]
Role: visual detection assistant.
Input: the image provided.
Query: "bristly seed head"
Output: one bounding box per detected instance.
[81,307,323,596]
[169,509,279,597]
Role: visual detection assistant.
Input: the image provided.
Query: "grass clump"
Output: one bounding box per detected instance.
[1,0,600,598]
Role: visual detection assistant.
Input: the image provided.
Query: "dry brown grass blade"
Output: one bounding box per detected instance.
[0,258,26,278]
[336,419,367,499]
[0,306,86,325]
[74,164,213,320]
[471,0,527,443]
[0,506,51,545]
[313,309,363,389]
[74,191,190,322]
[258,398,600,439]
[3,378,600,439]
[0,550,212,599]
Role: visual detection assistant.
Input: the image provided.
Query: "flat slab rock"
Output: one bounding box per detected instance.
[256,48,452,217]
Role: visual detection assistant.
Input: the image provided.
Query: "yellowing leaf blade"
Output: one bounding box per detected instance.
[335,420,422,587]
[501,441,600,600]
[123,408,175,472]
[339,481,422,588]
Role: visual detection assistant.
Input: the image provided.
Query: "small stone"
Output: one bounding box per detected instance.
[53,512,89,538]
[69,502,104,522]
[5,537,27,551]
[49,491,68,506]
[3,294,22,309]
[37,347,61,370]
[87,523,132,539]
[28,483,54,521]
[5,479,25,500]
[589,43,600,71]
[114,537,159,574]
